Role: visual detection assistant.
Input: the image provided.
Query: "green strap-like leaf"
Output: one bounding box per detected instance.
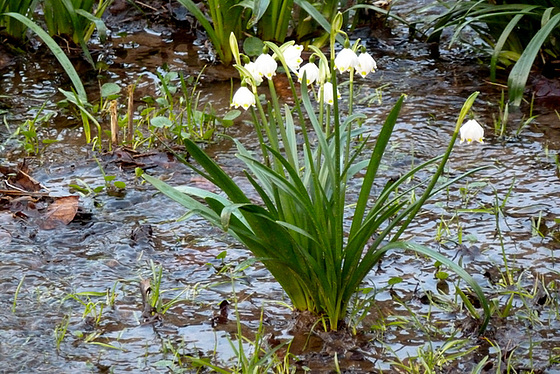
[395,242,490,333]
[243,171,279,217]
[349,94,405,237]
[175,0,225,63]
[181,137,251,204]
[348,241,490,334]
[174,184,251,227]
[141,173,220,225]
[247,0,271,28]
[508,12,560,106]
[293,0,345,45]
[490,8,538,81]
[75,8,107,42]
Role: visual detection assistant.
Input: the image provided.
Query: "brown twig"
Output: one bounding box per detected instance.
[127,84,134,144]
[110,100,119,145]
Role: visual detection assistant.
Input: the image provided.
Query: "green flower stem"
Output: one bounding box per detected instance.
[348,69,355,116]
[266,78,281,143]
[279,58,319,194]
[263,42,306,128]
[266,78,299,224]
[325,104,331,137]
[257,97,275,149]
[251,82,278,169]
[328,16,346,318]
[345,68,355,169]
[319,85,326,136]
[393,91,480,240]
[249,106,270,166]
[330,61,343,291]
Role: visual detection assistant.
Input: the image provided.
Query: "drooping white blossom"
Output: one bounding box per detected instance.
[322,82,341,105]
[334,48,359,73]
[283,44,303,73]
[297,63,320,86]
[231,86,256,110]
[459,119,484,144]
[244,61,263,86]
[254,53,277,80]
[356,52,377,77]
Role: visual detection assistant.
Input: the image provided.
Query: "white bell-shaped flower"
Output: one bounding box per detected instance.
[244,61,263,86]
[322,82,341,106]
[283,44,303,73]
[334,48,359,73]
[297,63,320,86]
[231,86,256,110]
[356,52,377,77]
[254,53,277,80]
[459,119,484,144]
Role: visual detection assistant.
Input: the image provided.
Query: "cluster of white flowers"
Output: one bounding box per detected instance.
[231,44,378,110]
[230,41,485,147]
[334,48,377,77]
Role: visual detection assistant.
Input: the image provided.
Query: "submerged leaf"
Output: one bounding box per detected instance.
[40,195,79,230]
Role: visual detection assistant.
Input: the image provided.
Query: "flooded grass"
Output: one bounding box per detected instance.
[2,11,560,374]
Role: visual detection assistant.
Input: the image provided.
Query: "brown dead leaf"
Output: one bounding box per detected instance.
[0,160,42,192]
[140,278,161,324]
[40,195,79,230]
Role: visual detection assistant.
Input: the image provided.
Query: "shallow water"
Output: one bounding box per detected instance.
[1,5,560,374]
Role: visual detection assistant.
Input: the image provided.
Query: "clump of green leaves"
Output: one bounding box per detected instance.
[56,68,237,151]
[138,70,239,147]
[175,0,350,65]
[57,282,125,351]
[0,0,37,41]
[5,102,57,155]
[421,1,560,106]
[142,260,200,317]
[68,156,126,197]
[1,0,111,67]
[142,14,490,331]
